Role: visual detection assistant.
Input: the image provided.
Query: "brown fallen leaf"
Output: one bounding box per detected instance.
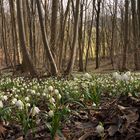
[16,136,24,140]
[0,122,6,137]
[54,133,66,140]
[78,132,93,140]
[75,122,95,129]
[107,125,118,136]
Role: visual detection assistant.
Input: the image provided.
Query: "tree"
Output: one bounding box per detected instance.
[131,0,140,70]
[122,0,129,70]
[16,0,37,76]
[110,0,118,68]
[36,0,58,76]
[50,0,58,61]
[65,0,80,74]
[85,0,96,71]
[95,0,101,69]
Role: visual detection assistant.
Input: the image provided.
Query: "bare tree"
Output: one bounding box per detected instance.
[36,0,58,76]
[65,0,80,74]
[16,0,37,76]
[95,0,101,69]
[131,0,140,70]
[122,0,129,70]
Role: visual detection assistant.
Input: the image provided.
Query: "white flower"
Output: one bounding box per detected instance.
[74,77,78,81]
[15,94,18,98]
[113,72,122,80]
[30,106,40,116]
[54,89,59,95]
[48,110,54,117]
[12,98,17,104]
[126,71,131,76]
[26,103,31,107]
[25,97,30,102]
[57,94,62,100]
[49,97,55,103]
[37,92,40,96]
[0,100,3,108]
[48,86,53,92]
[84,73,92,79]
[122,73,130,81]
[2,95,8,101]
[92,102,96,107]
[31,90,36,95]
[15,100,24,110]
[96,124,104,134]
[42,93,46,96]
[46,94,50,98]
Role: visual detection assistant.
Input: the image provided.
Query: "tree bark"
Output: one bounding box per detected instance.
[36,0,58,76]
[95,0,101,69]
[16,0,37,76]
[122,0,129,70]
[65,0,80,74]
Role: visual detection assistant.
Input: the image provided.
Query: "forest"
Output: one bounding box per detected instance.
[0,0,140,140]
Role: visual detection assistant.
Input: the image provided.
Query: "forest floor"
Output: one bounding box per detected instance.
[0,71,139,140]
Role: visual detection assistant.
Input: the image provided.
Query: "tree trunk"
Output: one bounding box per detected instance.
[95,0,101,69]
[16,0,37,76]
[65,0,80,74]
[78,1,84,72]
[122,0,129,70]
[36,0,58,76]
[50,0,58,61]
[131,0,140,70]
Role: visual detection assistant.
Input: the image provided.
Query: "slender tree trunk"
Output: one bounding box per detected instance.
[58,0,70,71]
[50,0,58,61]
[78,1,84,72]
[131,0,140,70]
[36,0,58,76]
[65,0,80,74]
[16,0,37,76]
[95,0,101,69]
[85,0,95,71]
[122,0,129,70]
[110,0,118,68]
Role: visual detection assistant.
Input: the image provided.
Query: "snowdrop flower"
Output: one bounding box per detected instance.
[48,86,53,92]
[12,98,17,104]
[46,94,50,99]
[54,89,59,95]
[15,94,18,98]
[25,97,30,102]
[26,103,31,107]
[2,95,8,101]
[84,73,92,79]
[48,110,54,117]
[42,93,46,96]
[113,72,121,80]
[0,100,3,108]
[37,92,40,96]
[30,106,40,116]
[122,73,130,81]
[74,77,78,81]
[15,100,24,110]
[49,97,55,103]
[92,102,96,107]
[31,90,36,95]
[57,94,62,100]
[126,71,131,76]
[96,124,104,134]
[21,87,24,91]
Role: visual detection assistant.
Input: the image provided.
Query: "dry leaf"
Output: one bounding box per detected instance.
[0,122,6,136]
[16,136,24,140]
[108,125,118,136]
